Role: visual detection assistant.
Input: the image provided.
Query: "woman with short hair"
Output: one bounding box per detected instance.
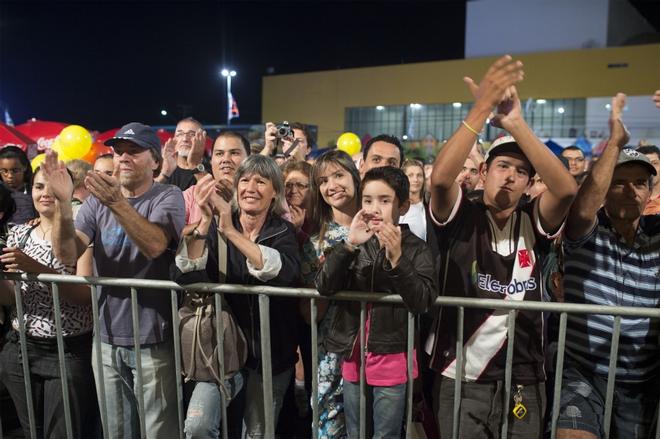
[174,154,300,439]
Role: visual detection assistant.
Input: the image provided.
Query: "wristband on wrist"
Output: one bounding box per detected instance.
[461,120,481,137]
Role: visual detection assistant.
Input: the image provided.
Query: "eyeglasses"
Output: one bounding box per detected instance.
[285,182,309,191]
[175,130,198,138]
[0,168,24,176]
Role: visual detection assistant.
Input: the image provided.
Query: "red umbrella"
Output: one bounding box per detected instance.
[156,128,173,145]
[95,128,119,144]
[0,124,36,151]
[15,119,68,151]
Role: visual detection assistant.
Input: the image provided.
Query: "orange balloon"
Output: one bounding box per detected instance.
[81,142,113,163]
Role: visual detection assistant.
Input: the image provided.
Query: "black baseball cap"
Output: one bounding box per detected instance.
[104,122,161,158]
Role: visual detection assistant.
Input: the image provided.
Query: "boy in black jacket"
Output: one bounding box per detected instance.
[315,166,437,438]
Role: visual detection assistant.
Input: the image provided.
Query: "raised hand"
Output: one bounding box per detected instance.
[609,93,630,148]
[215,178,234,202]
[85,170,123,207]
[187,130,207,167]
[41,150,74,202]
[160,138,177,177]
[347,209,375,246]
[374,223,402,268]
[288,204,306,230]
[194,174,217,221]
[653,90,660,109]
[463,55,524,111]
[490,86,523,130]
[261,122,277,156]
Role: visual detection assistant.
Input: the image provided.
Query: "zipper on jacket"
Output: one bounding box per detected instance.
[365,246,384,354]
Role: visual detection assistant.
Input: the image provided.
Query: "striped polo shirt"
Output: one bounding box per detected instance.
[563,210,660,383]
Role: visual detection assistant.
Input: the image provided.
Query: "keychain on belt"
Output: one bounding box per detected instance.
[512,385,527,420]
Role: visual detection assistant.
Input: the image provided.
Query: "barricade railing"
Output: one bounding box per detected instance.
[1,272,659,439]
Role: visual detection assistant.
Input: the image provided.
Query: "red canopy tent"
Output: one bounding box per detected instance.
[0,124,36,151]
[15,119,68,152]
[0,124,40,159]
[95,128,119,144]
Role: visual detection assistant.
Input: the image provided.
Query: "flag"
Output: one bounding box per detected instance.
[4,108,14,126]
[228,92,239,121]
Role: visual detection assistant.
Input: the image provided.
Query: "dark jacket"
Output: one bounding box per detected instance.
[173,211,301,375]
[315,226,437,356]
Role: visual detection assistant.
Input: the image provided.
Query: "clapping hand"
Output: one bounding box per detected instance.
[85,168,123,207]
[462,55,524,112]
[187,130,207,168]
[374,223,402,268]
[347,209,375,247]
[41,151,74,203]
[161,138,177,177]
[609,93,630,148]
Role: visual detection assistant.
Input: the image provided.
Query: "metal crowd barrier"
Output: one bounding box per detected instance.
[1,272,659,439]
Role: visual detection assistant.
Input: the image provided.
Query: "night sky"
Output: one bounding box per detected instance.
[0,1,466,131]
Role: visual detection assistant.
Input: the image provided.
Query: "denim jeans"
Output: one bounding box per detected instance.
[242,367,293,439]
[435,375,546,439]
[0,331,99,439]
[184,373,245,439]
[92,340,179,439]
[557,361,660,438]
[343,380,407,439]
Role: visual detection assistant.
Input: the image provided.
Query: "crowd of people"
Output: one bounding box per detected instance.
[0,55,658,439]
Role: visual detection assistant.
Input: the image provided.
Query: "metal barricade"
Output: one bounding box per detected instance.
[0,271,659,439]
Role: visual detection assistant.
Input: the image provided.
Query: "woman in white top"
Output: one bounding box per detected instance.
[399,159,428,241]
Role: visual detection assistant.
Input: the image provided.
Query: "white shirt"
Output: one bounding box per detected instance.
[399,201,427,241]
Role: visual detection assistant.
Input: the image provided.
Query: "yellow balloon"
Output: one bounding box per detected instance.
[57,125,92,159]
[337,132,361,156]
[31,153,47,172]
[51,139,73,162]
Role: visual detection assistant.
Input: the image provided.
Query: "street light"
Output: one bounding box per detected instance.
[160,110,168,116]
[220,68,237,125]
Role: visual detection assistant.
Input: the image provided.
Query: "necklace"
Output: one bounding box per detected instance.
[38,224,52,240]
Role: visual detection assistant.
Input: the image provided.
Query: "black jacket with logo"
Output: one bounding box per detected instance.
[315,226,437,356]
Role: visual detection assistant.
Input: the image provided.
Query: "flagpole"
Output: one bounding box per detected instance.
[221,69,237,126]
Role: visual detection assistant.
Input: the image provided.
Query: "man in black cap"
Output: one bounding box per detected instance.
[43,122,185,438]
[427,55,577,438]
[557,94,660,439]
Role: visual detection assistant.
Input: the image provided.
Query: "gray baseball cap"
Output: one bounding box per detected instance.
[616,148,657,175]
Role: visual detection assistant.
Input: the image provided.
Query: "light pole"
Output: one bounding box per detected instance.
[221,69,237,125]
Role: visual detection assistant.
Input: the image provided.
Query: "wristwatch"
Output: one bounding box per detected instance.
[192,163,206,174]
[192,227,208,240]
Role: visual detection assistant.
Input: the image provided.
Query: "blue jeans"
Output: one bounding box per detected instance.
[343,380,407,439]
[557,362,660,438]
[92,340,179,439]
[242,367,293,439]
[184,373,245,439]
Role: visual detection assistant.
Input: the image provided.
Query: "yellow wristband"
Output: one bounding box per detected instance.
[461,120,481,136]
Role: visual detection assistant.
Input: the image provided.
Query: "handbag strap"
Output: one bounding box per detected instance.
[215,215,228,283]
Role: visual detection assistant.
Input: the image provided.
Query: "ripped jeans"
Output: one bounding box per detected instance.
[185,373,244,439]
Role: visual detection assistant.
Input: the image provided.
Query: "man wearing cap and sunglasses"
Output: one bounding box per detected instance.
[557,94,660,439]
[426,55,578,438]
[43,122,185,438]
